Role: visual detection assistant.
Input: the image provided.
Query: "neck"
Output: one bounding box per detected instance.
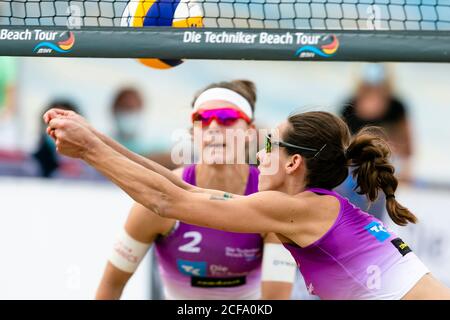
[195,163,250,194]
[278,175,306,196]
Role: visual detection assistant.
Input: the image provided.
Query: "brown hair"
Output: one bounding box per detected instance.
[112,87,143,113]
[284,111,417,226]
[191,79,257,117]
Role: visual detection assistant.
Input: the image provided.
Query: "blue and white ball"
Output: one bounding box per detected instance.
[121,0,204,69]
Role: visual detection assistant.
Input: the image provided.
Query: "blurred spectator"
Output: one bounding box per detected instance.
[0,57,18,149]
[341,63,413,181]
[336,63,414,221]
[33,100,104,180]
[111,87,176,169]
[0,57,16,119]
[0,57,38,177]
[112,88,147,154]
[0,149,39,177]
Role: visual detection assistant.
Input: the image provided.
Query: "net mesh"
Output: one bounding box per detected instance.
[0,0,449,30]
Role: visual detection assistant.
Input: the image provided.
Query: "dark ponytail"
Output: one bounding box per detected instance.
[346,127,417,226]
[285,112,416,226]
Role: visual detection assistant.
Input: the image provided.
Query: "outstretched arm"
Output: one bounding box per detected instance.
[48,117,300,234]
[44,108,191,190]
[86,142,286,233]
[94,129,194,190]
[44,108,238,198]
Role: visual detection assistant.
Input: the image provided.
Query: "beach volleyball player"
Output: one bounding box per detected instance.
[45,108,450,299]
[96,80,296,299]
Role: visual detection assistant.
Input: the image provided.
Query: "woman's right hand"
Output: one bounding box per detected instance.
[43,108,95,138]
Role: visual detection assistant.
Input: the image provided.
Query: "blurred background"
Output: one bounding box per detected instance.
[0,57,450,299]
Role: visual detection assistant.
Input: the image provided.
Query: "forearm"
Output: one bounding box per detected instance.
[261,282,293,300]
[82,140,284,234]
[260,238,296,298]
[96,266,131,300]
[94,129,192,191]
[83,140,184,216]
[96,280,125,300]
[93,130,235,198]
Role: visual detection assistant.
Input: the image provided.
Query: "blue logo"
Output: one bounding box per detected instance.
[33,31,75,54]
[295,34,339,58]
[176,259,207,277]
[365,221,391,242]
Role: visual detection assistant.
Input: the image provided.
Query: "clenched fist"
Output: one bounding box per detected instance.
[45,109,101,159]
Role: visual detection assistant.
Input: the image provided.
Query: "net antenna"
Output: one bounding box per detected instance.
[0,0,449,62]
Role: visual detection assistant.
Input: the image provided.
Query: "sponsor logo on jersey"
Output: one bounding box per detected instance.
[391,238,412,256]
[191,276,246,288]
[176,259,207,277]
[225,247,262,261]
[365,221,391,242]
[210,264,229,276]
[209,264,252,277]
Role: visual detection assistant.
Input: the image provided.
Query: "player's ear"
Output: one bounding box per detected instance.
[285,154,302,174]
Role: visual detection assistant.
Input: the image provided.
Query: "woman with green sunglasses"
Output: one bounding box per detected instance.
[45,108,450,300]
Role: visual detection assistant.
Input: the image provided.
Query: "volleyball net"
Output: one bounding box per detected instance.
[0,0,449,61]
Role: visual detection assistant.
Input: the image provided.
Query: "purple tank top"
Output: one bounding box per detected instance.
[154,165,263,299]
[283,187,424,300]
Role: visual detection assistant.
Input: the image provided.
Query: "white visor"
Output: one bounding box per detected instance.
[192,87,253,119]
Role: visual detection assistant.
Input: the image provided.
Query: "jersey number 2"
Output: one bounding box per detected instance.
[178,231,202,253]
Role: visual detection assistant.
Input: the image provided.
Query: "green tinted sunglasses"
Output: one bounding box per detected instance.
[265,134,326,158]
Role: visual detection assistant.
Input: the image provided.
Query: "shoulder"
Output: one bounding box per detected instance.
[291,190,341,229]
[285,190,342,246]
[248,190,341,242]
[243,191,313,219]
